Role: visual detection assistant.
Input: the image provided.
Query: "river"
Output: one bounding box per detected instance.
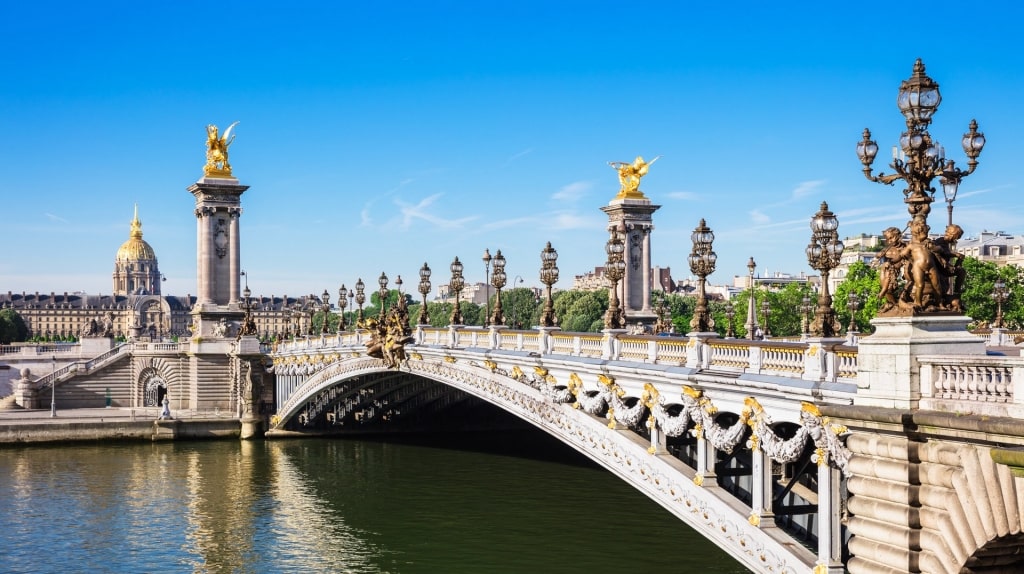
[0,430,747,573]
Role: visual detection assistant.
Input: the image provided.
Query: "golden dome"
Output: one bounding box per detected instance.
[116,205,157,262]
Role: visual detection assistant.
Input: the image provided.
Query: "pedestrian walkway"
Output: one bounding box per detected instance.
[0,406,238,426]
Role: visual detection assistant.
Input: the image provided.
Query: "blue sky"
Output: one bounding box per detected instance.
[2,2,1022,300]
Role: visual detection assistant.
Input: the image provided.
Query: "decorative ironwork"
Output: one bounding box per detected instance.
[745,257,759,340]
[320,289,331,335]
[418,263,431,326]
[688,219,717,333]
[992,279,1009,329]
[377,272,389,318]
[856,60,984,316]
[806,202,844,337]
[490,250,507,326]
[449,257,465,325]
[482,248,492,327]
[337,285,348,332]
[846,292,862,334]
[539,242,559,328]
[604,230,626,329]
[354,278,366,325]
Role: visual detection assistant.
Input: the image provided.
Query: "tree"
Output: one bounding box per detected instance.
[0,309,28,344]
[834,261,881,334]
[554,289,608,332]
[961,257,1024,328]
[503,288,542,330]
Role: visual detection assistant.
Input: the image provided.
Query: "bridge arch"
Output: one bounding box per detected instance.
[270,353,825,573]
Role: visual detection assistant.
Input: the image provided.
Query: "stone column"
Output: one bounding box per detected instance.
[695,435,717,487]
[749,448,774,527]
[642,227,653,312]
[228,209,241,306]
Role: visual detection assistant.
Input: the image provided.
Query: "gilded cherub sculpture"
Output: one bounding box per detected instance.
[204,122,239,177]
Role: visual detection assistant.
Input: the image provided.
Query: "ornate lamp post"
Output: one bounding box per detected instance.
[992,279,1009,329]
[653,296,670,334]
[490,250,507,326]
[724,302,736,339]
[745,257,759,340]
[337,285,348,332]
[688,219,717,333]
[320,289,331,335]
[449,257,465,325]
[482,248,492,327]
[539,242,559,328]
[377,272,389,318]
[760,299,771,339]
[800,294,814,336]
[604,230,626,330]
[354,278,365,325]
[418,263,432,326]
[806,202,844,337]
[846,292,863,334]
[856,60,985,313]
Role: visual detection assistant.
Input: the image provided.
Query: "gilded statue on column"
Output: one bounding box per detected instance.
[609,155,659,198]
[204,122,239,178]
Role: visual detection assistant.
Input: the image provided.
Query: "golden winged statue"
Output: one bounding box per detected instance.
[609,155,659,198]
[204,122,239,177]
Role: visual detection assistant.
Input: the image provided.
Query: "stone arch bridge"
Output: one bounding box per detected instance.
[269,323,1024,574]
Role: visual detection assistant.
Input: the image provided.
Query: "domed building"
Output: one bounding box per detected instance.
[113,205,161,296]
[0,206,310,342]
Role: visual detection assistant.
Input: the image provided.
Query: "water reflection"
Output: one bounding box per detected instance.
[0,433,747,573]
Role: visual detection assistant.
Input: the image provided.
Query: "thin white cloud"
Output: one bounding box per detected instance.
[791,179,826,199]
[552,181,592,202]
[45,213,68,223]
[749,209,771,225]
[395,193,478,230]
[504,148,533,166]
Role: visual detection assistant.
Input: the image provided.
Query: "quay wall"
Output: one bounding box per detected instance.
[0,419,240,445]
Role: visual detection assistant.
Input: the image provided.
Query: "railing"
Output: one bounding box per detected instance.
[919,355,1024,404]
[0,343,79,356]
[273,326,863,385]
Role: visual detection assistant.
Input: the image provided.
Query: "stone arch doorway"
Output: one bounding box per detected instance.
[143,373,167,407]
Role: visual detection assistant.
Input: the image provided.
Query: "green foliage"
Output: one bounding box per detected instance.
[961,258,1024,328]
[554,289,608,332]
[502,288,542,329]
[834,261,881,334]
[311,310,340,333]
[0,309,29,344]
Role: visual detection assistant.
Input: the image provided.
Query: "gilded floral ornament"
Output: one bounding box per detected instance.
[410,352,423,361]
[443,355,457,364]
[511,365,525,381]
[483,359,498,372]
[533,366,549,377]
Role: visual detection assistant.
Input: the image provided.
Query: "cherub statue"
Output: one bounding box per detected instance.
[204,122,239,177]
[609,155,659,197]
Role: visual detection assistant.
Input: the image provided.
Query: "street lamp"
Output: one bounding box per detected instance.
[512,275,525,329]
[760,299,771,339]
[745,257,759,340]
[482,248,492,327]
[320,289,331,335]
[337,284,348,332]
[992,279,1009,329]
[806,202,844,338]
[856,60,985,311]
[653,296,670,334]
[490,250,507,326]
[377,272,389,318]
[539,242,559,328]
[688,218,717,333]
[418,263,432,326]
[846,292,863,334]
[604,230,626,330]
[800,294,814,336]
[449,257,465,325]
[724,302,736,339]
[355,278,366,325]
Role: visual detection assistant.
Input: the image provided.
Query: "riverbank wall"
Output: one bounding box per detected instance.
[0,418,241,445]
